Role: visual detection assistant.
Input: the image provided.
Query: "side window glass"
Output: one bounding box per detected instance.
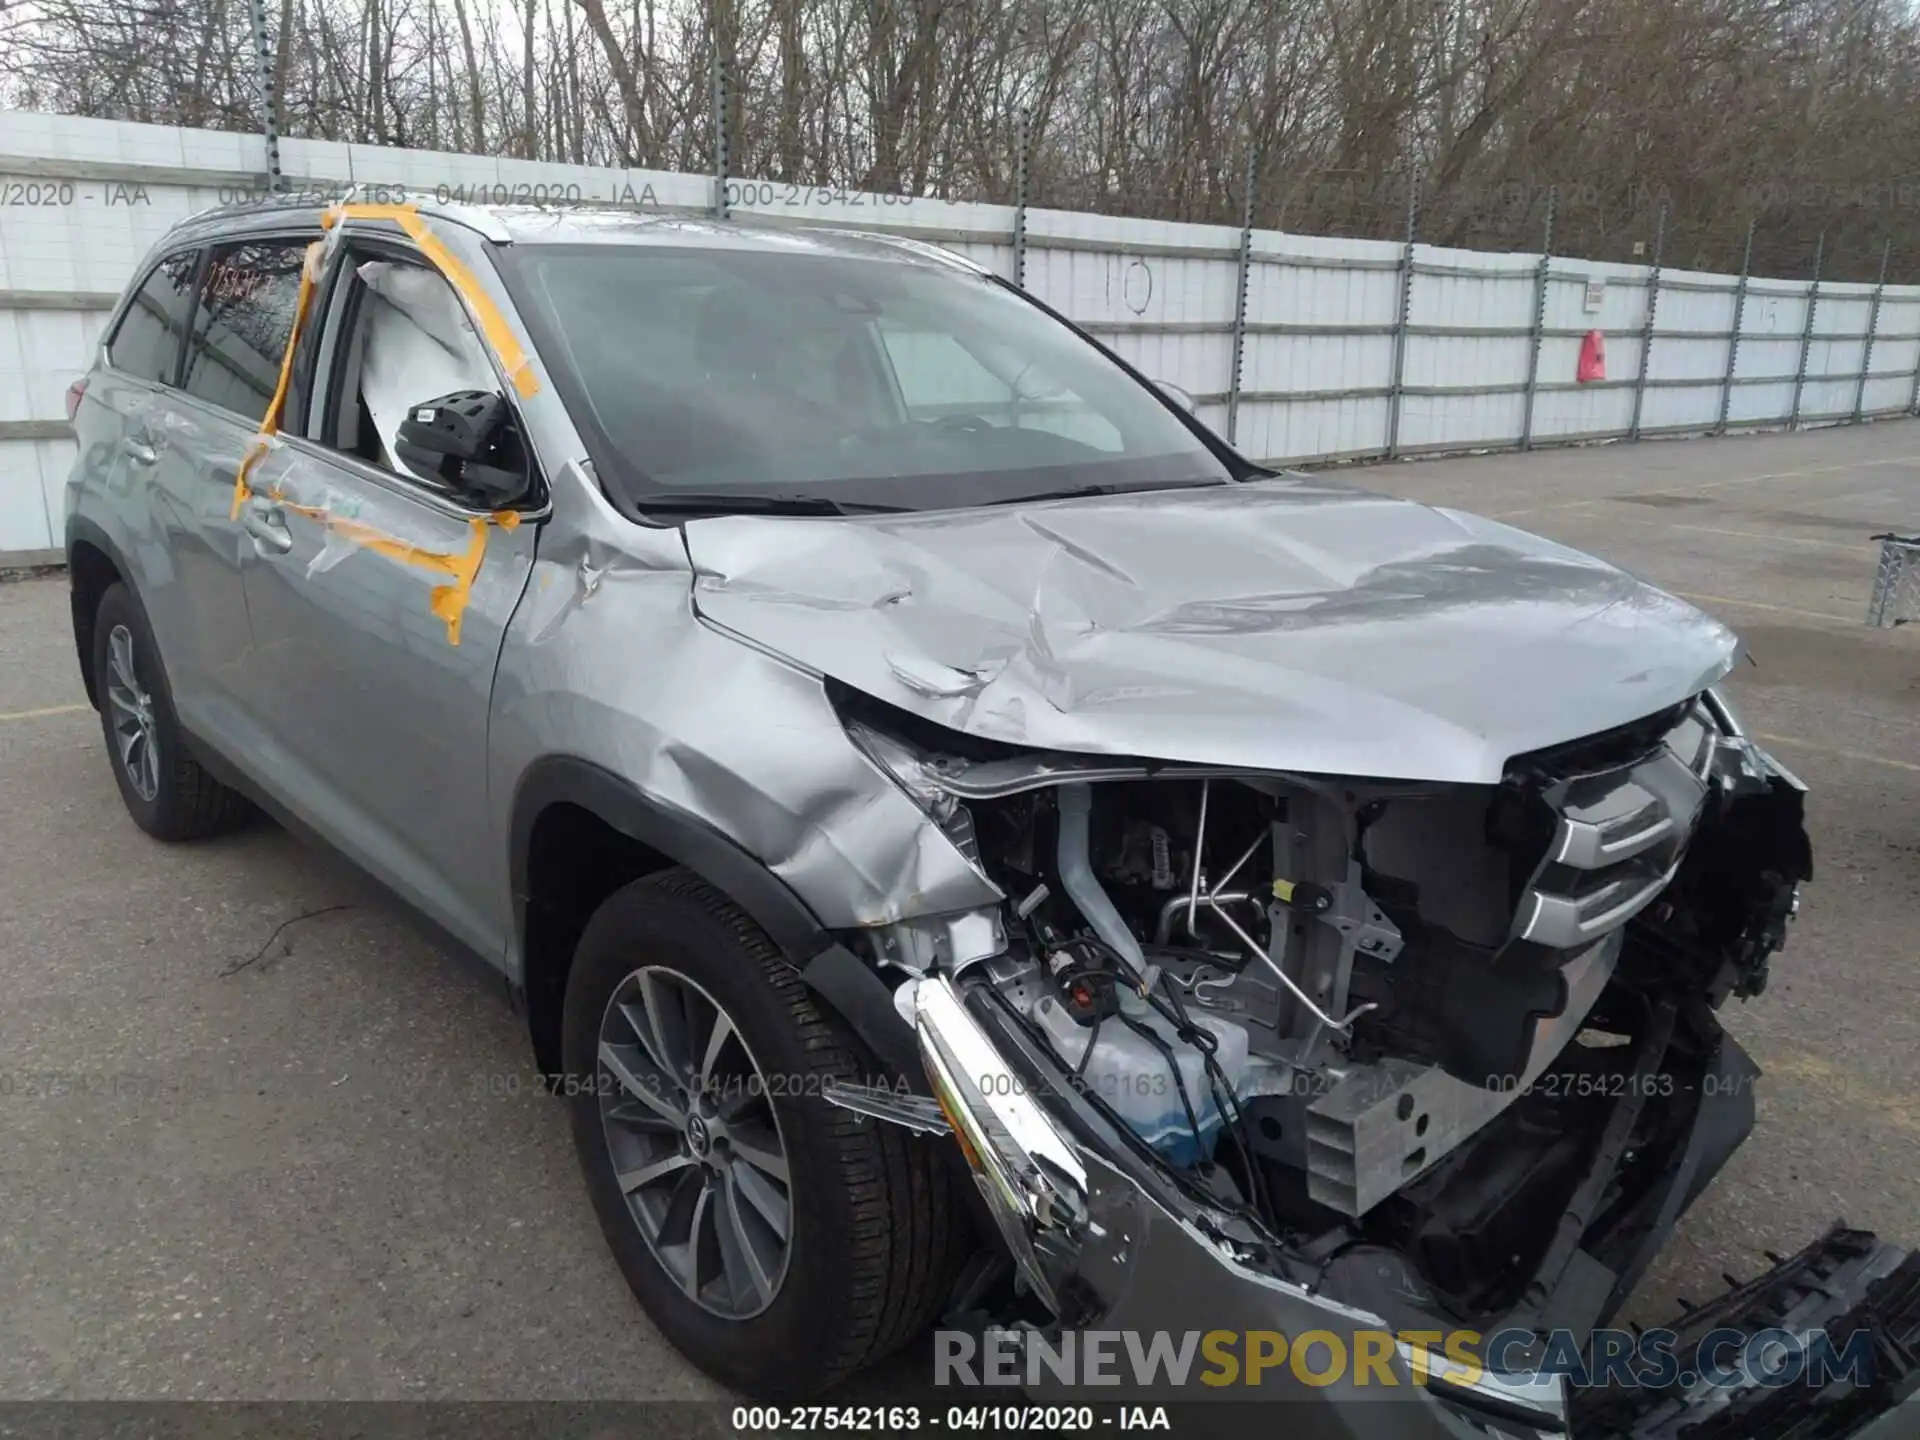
[325,257,501,488]
[107,251,199,384]
[181,240,311,425]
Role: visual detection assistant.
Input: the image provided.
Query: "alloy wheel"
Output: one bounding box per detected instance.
[597,966,794,1320]
[105,623,159,802]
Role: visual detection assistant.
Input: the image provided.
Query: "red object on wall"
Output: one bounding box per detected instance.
[1577,329,1607,382]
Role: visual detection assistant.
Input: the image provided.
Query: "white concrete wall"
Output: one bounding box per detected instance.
[4,110,1917,555]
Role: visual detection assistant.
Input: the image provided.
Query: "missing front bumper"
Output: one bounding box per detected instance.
[918,978,1913,1438]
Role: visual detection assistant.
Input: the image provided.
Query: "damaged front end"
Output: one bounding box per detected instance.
[833,682,1825,1430]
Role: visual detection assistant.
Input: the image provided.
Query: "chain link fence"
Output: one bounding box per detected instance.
[1868,535,1920,628]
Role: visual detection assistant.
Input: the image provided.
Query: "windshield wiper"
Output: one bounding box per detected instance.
[636,491,909,517]
[991,477,1232,505]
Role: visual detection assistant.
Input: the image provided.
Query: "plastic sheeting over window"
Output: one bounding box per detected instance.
[353,260,497,482]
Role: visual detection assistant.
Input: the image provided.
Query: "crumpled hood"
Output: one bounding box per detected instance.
[683,477,1737,784]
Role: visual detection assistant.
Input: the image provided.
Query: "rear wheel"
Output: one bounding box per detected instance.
[562,868,965,1397]
[92,583,251,841]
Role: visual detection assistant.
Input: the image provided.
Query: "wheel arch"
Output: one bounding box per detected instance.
[65,517,132,711]
[510,756,835,1076]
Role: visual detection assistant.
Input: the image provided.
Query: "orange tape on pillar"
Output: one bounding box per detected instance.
[319,203,540,398]
[230,239,323,520]
[229,201,538,646]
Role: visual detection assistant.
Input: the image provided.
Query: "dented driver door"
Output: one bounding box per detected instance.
[230,241,539,961]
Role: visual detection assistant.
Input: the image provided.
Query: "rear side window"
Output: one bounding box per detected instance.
[181,239,312,425]
[107,250,199,384]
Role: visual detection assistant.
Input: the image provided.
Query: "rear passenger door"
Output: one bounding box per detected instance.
[85,246,264,739]
[158,233,318,750]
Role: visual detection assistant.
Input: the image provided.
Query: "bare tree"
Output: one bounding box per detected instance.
[3,0,1916,278]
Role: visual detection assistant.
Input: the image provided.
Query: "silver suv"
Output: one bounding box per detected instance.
[68,199,1833,1429]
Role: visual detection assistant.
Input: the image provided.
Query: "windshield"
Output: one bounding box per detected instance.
[495,241,1237,514]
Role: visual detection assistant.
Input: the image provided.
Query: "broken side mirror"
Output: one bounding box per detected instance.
[395,389,530,507]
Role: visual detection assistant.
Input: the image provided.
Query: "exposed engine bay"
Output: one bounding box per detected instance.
[839,683,1815,1334]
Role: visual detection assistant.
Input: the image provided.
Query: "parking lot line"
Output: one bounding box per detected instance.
[1671,591,1861,625]
[1602,517,1875,552]
[1755,732,1920,774]
[1687,450,1920,493]
[1760,1045,1920,1136]
[0,703,86,723]
[1491,450,1920,519]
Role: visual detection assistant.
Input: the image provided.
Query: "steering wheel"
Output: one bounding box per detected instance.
[834,414,996,450]
[928,413,994,433]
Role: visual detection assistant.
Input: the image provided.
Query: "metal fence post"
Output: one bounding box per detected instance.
[1384,172,1421,459]
[1910,320,1920,417]
[1012,112,1031,289]
[1629,201,1667,440]
[1853,238,1890,423]
[1717,219,1754,435]
[1226,148,1257,446]
[1519,187,1557,452]
[1789,232,1824,430]
[246,0,284,194]
[709,46,730,218]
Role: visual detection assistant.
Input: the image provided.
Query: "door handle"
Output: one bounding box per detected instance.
[243,500,293,554]
[121,434,157,465]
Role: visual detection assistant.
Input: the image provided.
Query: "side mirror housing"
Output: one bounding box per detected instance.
[395,390,529,506]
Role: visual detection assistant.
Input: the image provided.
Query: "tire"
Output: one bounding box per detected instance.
[92,582,252,841]
[562,868,966,1398]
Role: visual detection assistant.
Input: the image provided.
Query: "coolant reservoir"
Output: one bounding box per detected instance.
[1029,988,1251,1168]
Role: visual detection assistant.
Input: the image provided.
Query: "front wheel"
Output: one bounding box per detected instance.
[562,868,966,1397]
